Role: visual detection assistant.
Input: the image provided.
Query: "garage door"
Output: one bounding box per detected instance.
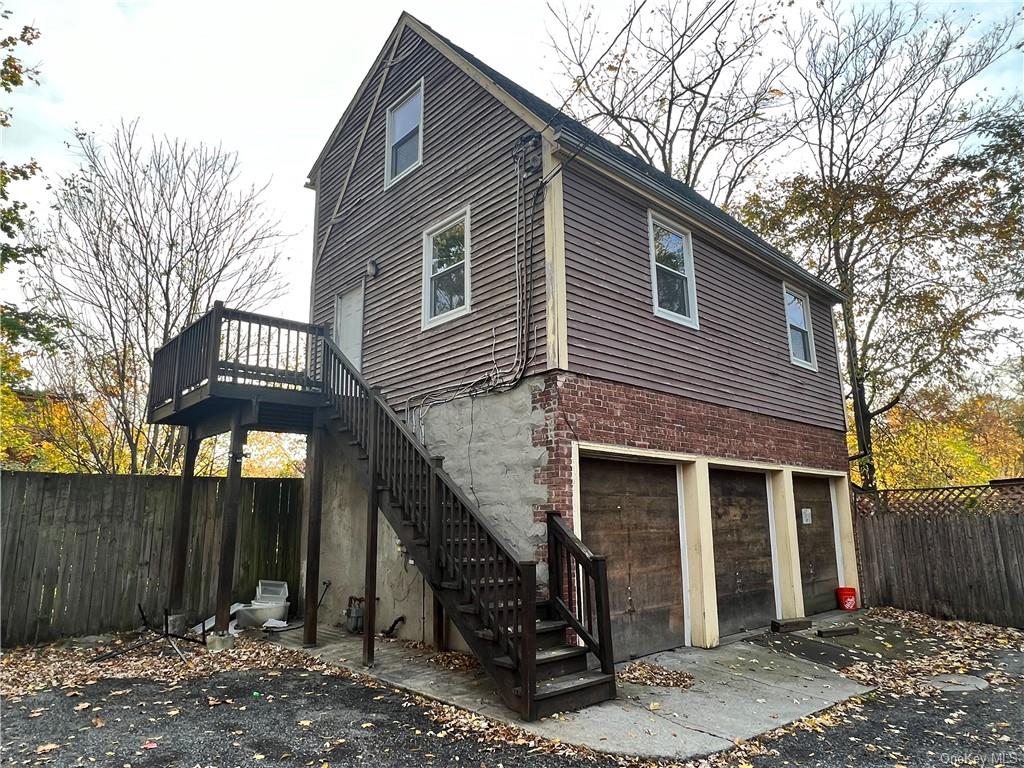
[579,458,685,661]
[710,468,776,637]
[793,476,840,615]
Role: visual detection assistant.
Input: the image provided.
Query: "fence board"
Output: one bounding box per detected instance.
[1,472,303,646]
[857,483,1024,629]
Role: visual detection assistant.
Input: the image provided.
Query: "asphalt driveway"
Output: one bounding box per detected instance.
[0,668,596,767]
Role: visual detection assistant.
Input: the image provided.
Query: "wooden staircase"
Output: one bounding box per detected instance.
[146,305,616,721]
[319,334,616,719]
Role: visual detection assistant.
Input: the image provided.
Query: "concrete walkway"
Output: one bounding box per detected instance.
[278,624,871,762]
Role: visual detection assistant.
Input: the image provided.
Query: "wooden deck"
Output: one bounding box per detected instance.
[147,303,328,437]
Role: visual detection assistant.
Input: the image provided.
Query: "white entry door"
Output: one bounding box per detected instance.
[334,283,364,371]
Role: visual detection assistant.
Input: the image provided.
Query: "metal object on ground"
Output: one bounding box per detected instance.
[91,606,206,665]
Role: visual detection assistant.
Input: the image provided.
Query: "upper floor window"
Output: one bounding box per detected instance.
[385,80,423,186]
[649,212,698,329]
[422,208,471,328]
[784,284,816,370]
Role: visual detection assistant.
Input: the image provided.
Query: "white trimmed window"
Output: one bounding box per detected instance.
[784,284,816,370]
[422,209,471,328]
[385,80,423,185]
[649,212,698,328]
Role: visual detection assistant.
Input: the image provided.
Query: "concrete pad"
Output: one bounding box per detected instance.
[278,626,872,762]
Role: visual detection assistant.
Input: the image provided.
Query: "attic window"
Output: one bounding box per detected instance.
[385,80,423,185]
[784,284,816,370]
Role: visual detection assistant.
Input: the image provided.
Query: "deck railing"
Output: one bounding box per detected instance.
[318,333,538,713]
[148,304,614,719]
[148,302,324,416]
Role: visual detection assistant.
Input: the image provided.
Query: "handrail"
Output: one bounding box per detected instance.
[149,305,582,714]
[547,511,615,675]
[317,333,535,700]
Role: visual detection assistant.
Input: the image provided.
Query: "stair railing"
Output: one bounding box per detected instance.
[318,334,538,715]
[546,511,615,675]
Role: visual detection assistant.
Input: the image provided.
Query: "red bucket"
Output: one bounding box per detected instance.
[836,587,857,611]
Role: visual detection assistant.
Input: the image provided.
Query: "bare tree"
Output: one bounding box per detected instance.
[739,2,1022,488]
[28,120,287,474]
[548,0,794,206]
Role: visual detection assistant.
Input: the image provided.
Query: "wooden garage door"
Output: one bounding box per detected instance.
[579,458,685,661]
[793,476,840,615]
[710,468,775,637]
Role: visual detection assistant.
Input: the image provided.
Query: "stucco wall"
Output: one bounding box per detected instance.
[314,430,443,645]
[313,378,546,646]
[418,378,549,577]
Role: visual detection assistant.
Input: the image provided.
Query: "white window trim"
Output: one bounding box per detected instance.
[384,78,424,189]
[783,282,817,371]
[648,211,699,330]
[421,207,472,330]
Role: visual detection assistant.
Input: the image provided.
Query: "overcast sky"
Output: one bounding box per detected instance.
[4,0,1022,320]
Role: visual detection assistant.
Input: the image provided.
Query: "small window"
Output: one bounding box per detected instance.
[649,212,698,328]
[422,209,471,328]
[784,284,816,370]
[385,80,423,185]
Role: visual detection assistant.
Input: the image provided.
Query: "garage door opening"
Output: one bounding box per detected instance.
[709,467,777,637]
[793,476,841,615]
[579,457,687,661]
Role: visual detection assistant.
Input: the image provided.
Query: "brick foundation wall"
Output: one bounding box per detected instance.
[532,371,849,536]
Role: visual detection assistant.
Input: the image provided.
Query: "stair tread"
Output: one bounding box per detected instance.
[536,619,568,633]
[534,670,615,701]
[492,645,587,669]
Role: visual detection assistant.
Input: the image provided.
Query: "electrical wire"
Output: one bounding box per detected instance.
[540,0,737,189]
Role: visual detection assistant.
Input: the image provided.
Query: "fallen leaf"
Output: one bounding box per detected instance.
[92,715,106,728]
[298,719,312,727]
[253,754,266,761]
[142,740,158,749]
[36,744,60,754]
[74,702,90,711]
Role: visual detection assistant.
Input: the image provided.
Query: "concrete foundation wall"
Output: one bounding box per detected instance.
[314,378,545,647]
[314,431,447,646]
[418,379,549,574]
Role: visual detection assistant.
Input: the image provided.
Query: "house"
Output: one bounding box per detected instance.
[148,13,859,720]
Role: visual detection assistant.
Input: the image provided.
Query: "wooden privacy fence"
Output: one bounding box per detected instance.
[1,472,303,647]
[856,481,1024,629]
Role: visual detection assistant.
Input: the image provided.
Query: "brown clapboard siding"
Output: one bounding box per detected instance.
[562,163,846,431]
[311,27,546,406]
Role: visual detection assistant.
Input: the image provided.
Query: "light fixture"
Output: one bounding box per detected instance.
[365,259,379,278]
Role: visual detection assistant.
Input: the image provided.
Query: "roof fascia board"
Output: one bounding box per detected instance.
[306,17,407,185]
[307,13,553,186]
[558,136,847,305]
[400,15,550,136]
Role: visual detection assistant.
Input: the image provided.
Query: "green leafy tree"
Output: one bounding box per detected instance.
[1,4,57,348]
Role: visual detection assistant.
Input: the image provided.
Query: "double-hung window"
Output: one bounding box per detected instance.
[422,209,471,328]
[784,284,816,369]
[649,212,699,328]
[385,80,423,185]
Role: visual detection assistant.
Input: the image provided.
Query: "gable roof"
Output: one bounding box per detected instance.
[309,13,846,305]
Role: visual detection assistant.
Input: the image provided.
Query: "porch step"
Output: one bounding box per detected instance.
[494,645,588,680]
[533,671,616,718]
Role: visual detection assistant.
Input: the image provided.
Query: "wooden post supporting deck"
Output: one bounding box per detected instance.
[429,455,445,650]
[168,430,200,613]
[363,390,380,666]
[215,412,247,632]
[303,427,325,647]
